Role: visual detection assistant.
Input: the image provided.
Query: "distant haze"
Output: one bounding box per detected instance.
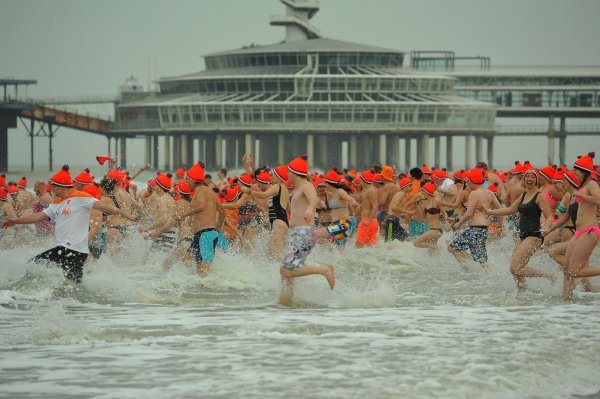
[1,0,599,172]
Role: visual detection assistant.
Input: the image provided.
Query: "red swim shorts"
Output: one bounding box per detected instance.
[355,217,379,246]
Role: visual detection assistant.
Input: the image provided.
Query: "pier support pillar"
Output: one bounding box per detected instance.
[487,136,494,170]
[277,134,285,165]
[48,123,54,172]
[390,135,399,169]
[164,135,171,171]
[119,137,127,169]
[404,137,412,170]
[206,135,216,168]
[216,134,224,169]
[107,137,111,158]
[475,135,483,164]
[434,135,441,168]
[180,134,189,167]
[559,117,566,166]
[547,115,556,165]
[29,119,34,172]
[465,134,473,169]
[349,135,358,169]
[144,136,151,167]
[0,126,7,173]
[307,134,314,168]
[152,136,159,170]
[244,134,254,157]
[446,135,453,171]
[378,133,387,166]
[417,134,430,166]
[317,135,328,169]
[361,135,372,169]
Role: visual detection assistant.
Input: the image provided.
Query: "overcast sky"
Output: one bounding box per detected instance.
[2,0,599,172]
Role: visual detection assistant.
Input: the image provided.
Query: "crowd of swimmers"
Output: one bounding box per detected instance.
[1,150,600,303]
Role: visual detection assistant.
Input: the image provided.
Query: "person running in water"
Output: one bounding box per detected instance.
[279,155,335,306]
[485,167,555,291]
[240,168,289,260]
[1,165,138,282]
[355,170,379,248]
[561,153,600,300]
[179,161,225,276]
[448,167,501,269]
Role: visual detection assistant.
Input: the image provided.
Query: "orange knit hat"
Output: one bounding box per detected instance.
[74,168,94,185]
[17,177,27,189]
[186,161,206,183]
[256,169,273,184]
[398,177,412,190]
[273,165,289,182]
[49,165,73,187]
[156,173,172,191]
[288,154,309,177]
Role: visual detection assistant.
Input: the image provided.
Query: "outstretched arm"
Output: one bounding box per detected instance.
[2,212,49,228]
[92,201,139,222]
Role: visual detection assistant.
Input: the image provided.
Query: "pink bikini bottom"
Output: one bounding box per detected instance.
[575,225,600,239]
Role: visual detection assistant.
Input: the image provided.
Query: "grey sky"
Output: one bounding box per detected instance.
[1,0,599,171]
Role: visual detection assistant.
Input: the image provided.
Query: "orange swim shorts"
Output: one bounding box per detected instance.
[355,217,379,246]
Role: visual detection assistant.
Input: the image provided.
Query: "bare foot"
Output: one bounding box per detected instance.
[325,265,335,290]
[480,262,492,270]
[547,272,557,284]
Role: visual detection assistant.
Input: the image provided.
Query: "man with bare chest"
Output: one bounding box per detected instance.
[182,161,225,276]
[448,168,501,268]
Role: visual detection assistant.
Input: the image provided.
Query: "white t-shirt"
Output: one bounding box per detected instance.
[43,192,98,254]
[440,178,454,191]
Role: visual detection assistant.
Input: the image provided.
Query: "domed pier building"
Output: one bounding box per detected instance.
[114,0,495,170]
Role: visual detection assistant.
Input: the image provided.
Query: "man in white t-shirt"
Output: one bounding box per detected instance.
[1,165,138,282]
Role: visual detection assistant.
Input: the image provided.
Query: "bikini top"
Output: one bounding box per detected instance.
[576,188,585,203]
[328,191,345,210]
[426,207,441,215]
[544,190,558,206]
[316,194,331,213]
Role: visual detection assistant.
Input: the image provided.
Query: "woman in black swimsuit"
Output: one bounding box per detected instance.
[486,169,555,291]
[239,169,289,260]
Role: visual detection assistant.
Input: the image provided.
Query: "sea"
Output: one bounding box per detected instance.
[1,169,600,399]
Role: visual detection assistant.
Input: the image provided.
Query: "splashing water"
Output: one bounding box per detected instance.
[1,229,600,399]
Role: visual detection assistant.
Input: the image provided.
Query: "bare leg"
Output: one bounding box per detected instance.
[267,220,289,261]
[280,264,335,289]
[414,230,441,251]
[564,232,599,299]
[510,237,553,291]
[279,277,294,306]
[448,245,470,263]
[196,262,211,277]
